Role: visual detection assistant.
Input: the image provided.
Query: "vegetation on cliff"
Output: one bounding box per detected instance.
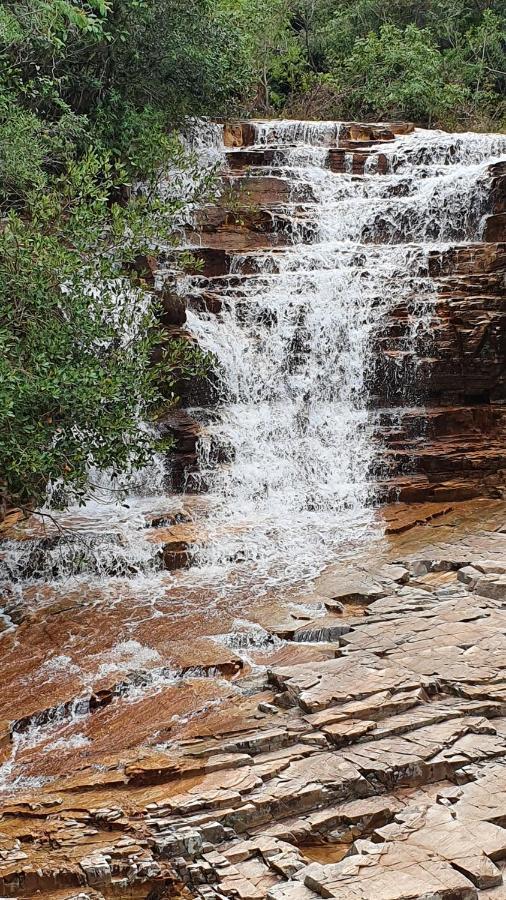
[0,0,239,511]
[224,0,506,129]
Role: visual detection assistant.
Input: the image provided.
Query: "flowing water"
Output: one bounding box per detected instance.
[180,122,506,585]
[1,121,505,789]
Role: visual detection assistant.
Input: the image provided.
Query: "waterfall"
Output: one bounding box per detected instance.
[180,123,506,587]
[2,121,505,593]
[0,119,504,796]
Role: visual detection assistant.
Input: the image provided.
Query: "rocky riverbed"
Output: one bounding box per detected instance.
[1,499,506,899]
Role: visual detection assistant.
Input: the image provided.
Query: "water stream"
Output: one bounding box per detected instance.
[0,119,505,792]
[180,122,506,585]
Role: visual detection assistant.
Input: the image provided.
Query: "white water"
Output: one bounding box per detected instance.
[179,123,506,585]
[158,119,225,227]
[252,119,342,146]
[2,122,505,592]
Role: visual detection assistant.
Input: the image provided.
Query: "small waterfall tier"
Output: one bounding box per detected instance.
[170,120,506,582]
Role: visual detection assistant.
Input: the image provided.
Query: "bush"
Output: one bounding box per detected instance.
[0,0,235,511]
[339,24,471,125]
[237,0,506,128]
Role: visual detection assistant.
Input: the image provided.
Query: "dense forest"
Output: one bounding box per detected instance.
[1,0,505,514]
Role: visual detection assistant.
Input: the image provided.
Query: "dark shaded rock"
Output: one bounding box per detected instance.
[160,289,187,327]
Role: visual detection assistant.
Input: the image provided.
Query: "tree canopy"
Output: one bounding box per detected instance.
[222,0,505,128]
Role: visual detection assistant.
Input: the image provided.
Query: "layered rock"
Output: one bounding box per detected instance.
[0,500,506,899]
[373,239,506,501]
[177,122,506,504]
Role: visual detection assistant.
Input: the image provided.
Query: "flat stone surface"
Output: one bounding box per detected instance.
[0,500,505,899]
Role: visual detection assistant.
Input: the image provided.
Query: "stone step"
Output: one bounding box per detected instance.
[186,228,292,253]
[428,241,506,276]
[374,353,505,404]
[327,148,388,174]
[225,146,389,176]
[222,120,414,149]
[220,174,316,207]
[177,241,506,281]
[377,404,506,437]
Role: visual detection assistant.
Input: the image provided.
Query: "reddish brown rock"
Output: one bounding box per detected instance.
[1,501,506,897]
[127,252,159,283]
[484,211,506,241]
[327,148,388,174]
[160,287,187,327]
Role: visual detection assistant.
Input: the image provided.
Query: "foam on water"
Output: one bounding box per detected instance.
[179,123,506,587]
[2,121,505,593]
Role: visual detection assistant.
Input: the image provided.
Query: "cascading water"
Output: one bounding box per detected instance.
[252,120,342,146]
[2,122,504,593]
[181,123,506,586]
[0,119,505,797]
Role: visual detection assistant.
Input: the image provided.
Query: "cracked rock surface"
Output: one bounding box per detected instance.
[0,500,505,899]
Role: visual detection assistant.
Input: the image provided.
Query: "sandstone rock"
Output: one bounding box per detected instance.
[377,564,410,584]
[471,574,506,601]
[315,573,386,605]
[267,884,318,900]
[128,252,158,282]
[484,212,506,241]
[322,599,345,613]
[474,559,506,575]
[160,287,187,326]
[80,853,111,885]
[458,564,482,586]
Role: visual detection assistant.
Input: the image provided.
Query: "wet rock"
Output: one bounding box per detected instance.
[160,287,187,326]
[458,564,483,585]
[322,599,345,613]
[127,252,158,283]
[80,853,111,885]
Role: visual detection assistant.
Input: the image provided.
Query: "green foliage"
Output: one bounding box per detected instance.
[220,0,506,128]
[0,0,244,204]
[0,108,47,200]
[0,151,209,509]
[0,0,235,511]
[301,0,506,127]
[217,0,305,111]
[339,24,471,125]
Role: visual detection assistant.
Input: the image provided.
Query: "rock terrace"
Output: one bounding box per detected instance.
[0,500,505,899]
